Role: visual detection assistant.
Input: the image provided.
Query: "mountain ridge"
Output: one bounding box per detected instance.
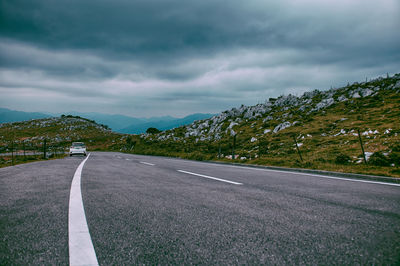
[0,108,215,134]
[0,108,51,123]
[119,113,215,134]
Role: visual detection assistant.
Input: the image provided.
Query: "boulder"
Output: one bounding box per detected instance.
[273,121,291,133]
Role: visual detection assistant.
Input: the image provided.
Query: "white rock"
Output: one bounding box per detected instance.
[298,105,307,112]
[263,116,273,122]
[273,121,291,133]
[264,129,271,134]
[338,95,348,102]
[250,137,257,143]
[361,88,374,97]
[393,80,400,89]
[274,94,300,107]
[228,121,238,130]
[302,90,319,99]
[314,98,335,111]
[365,152,373,161]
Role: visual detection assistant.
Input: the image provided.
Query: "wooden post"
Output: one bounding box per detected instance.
[232,134,236,160]
[357,129,367,164]
[218,143,221,159]
[43,139,47,159]
[11,140,14,166]
[293,135,303,162]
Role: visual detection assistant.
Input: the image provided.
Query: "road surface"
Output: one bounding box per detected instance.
[1,152,400,264]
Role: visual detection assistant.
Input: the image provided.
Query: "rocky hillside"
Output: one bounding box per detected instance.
[134,73,400,177]
[0,115,122,151]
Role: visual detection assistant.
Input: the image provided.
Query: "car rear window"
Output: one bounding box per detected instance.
[72,142,85,147]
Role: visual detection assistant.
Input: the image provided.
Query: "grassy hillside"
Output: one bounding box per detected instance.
[125,74,400,177]
[0,115,125,167]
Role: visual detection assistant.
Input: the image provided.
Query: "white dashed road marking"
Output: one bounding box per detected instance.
[140,162,155,166]
[177,170,243,185]
[68,154,99,266]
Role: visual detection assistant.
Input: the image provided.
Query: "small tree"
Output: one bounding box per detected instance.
[126,136,136,149]
[146,127,161,134]
[369,152,390,166]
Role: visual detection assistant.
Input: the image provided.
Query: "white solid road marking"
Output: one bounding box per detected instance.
[68,154,99,266]
[177,170,243,185]
[140,161,155,166]
[218,164,400,187]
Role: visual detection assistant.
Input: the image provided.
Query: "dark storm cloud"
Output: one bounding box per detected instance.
[1,0,399,116]
[3,0,397,66]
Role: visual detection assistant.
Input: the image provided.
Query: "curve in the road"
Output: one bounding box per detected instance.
[68,154,99,266]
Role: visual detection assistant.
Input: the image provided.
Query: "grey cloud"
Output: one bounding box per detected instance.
[2,0,398,61]
[1,0,399,116]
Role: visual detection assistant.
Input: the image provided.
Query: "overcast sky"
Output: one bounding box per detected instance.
[1,0,399,117]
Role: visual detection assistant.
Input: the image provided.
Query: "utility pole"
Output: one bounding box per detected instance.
[357,129,367,164]
[293,135,303,162]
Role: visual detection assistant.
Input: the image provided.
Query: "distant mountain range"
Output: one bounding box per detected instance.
[0,108,214,134]
[0,108,51,123]
[118,113,215,134]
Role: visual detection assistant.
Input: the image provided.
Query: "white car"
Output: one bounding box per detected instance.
[69,142,87,156]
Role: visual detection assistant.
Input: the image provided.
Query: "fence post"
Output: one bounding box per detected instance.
[218,143,221,159]
[43,139,47,159]
[11,140,14,166]
[23,141,26,161]
[357,129,367,164]
[232,134,236,160]
[293,135,303,162]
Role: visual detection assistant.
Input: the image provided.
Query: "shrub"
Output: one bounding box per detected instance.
[146,127,161,134]
[335,153,351,165]
[368,152,390,166]
[389,152,400,166]
[391,144,400,152]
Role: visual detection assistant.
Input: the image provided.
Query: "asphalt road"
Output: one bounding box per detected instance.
[1,152,400,265]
